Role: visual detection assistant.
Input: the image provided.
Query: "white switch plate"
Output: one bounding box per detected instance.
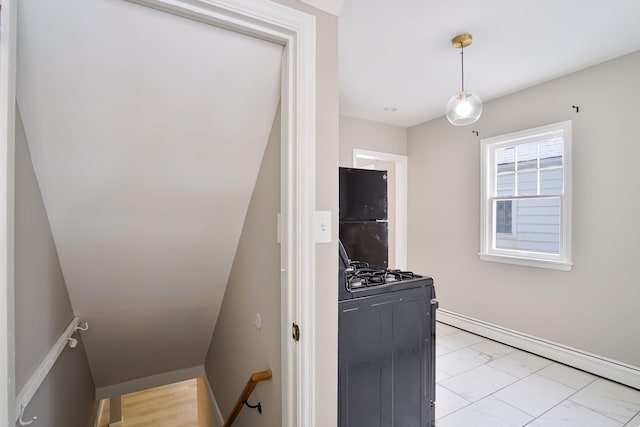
[314,211,332,243]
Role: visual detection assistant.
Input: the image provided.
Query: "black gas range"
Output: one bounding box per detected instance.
[338,240,433,300]
[338,240,437,427]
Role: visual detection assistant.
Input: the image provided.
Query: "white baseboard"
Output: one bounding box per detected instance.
[437,308,640,390]
[203,373,225,427]
[96,365,205,400]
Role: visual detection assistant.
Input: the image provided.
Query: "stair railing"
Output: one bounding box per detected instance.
[223,369,272,427]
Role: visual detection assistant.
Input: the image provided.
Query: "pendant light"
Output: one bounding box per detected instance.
[445,33,482,126]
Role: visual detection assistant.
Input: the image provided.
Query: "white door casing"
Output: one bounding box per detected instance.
[0,0,17,424]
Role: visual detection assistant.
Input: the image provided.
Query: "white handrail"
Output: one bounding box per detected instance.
[14,316,88,423]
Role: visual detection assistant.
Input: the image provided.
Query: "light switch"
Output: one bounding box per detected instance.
[314,211,332,243]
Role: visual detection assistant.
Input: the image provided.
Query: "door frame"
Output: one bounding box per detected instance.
[353,149,408,270]
[0,0,318,425]
[0,0,18,424]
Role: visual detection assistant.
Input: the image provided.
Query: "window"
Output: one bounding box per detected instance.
[480,121,572,270]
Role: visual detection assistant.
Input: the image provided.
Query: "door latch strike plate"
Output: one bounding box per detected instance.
[292,323,300,342]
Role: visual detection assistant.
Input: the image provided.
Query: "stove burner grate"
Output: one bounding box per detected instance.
[346,267,420,290]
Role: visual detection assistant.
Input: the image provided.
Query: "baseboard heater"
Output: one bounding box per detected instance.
[437,309,640,390]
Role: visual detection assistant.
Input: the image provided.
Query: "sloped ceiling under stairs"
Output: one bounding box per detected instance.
[17,0,283,388]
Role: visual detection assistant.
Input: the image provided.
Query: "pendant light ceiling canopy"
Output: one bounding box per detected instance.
[445,33,483,126]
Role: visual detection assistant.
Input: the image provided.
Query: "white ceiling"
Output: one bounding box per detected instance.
[339,0,640,127]
[17,0,282,387]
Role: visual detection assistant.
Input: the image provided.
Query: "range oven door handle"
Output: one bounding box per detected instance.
[429,299,439,407]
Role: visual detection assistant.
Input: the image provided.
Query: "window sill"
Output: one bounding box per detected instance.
[479,253,573,271]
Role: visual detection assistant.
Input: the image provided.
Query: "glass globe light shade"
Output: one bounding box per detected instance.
[445,91,483,126]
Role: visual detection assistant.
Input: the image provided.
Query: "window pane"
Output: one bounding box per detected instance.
[517,170,537,195]
[497,173,515,196]
[495,200,512,234]
[494,198,560,254]
[517,143,537,170]
[540,168,563,194]
[540,137,563,168]
[496,147,515,173]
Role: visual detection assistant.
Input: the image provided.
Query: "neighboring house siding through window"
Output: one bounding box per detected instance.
[495,200,512,235]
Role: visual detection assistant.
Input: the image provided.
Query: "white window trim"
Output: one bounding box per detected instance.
[480,121,573,271]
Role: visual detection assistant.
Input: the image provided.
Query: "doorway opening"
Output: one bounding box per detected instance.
[0,1,318,425]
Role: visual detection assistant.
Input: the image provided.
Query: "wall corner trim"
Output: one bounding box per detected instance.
[95,365,205,400]
[203,374,225,426]
[437,308,640,390]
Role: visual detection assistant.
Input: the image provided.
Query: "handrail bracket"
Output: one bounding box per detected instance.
[222,369,272,427]
[243,398,262,414]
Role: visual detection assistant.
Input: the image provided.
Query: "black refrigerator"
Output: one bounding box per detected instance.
[339,167,389,268]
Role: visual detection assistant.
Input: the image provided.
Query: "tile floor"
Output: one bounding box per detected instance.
[435,322,640,426]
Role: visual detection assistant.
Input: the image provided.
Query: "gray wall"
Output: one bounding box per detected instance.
[16,339,97,427]
[15,107,97,426]
[407,51,640,367]
[339,115,407,166]
[205,108,282,427]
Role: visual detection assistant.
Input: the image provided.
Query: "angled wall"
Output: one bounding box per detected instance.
[205,107,281,427]
[14,107,96,426]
